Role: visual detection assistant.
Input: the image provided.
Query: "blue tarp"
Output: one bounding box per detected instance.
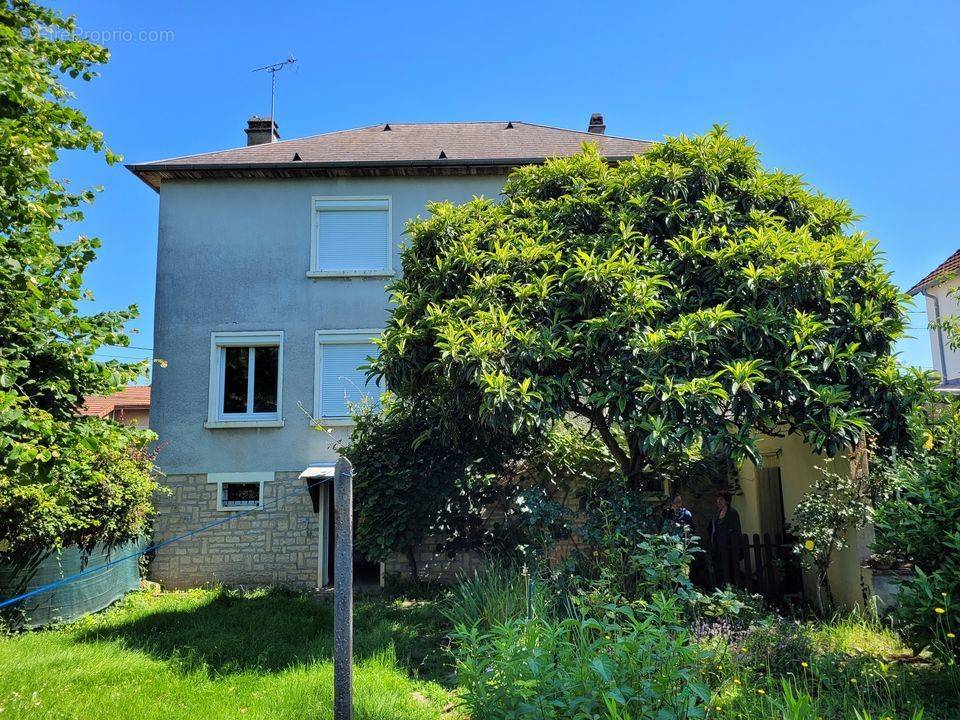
[0,539,144,628]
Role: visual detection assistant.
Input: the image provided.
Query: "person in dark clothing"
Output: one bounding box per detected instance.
[709,491,742,587]
[661,493,694,536]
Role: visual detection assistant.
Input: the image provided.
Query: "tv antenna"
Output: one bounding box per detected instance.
[253,55,297,126]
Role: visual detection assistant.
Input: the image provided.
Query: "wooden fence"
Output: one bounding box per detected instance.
[716,532,804,601]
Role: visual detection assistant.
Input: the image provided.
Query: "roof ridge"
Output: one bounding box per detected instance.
[130,123,386,165]
[515,120,654,144]
[130,120,652,167]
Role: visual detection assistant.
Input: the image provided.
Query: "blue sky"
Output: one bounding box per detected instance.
[49,0,959,375]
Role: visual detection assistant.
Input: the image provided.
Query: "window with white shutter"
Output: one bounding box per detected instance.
[310,197,392,276]
[314,330,383,423]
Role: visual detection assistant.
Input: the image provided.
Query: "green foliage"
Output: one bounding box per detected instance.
[450,594,711,720]
[344,397,608,574]
[874,398,960,661]
[373,128,920,491]
[441,564,551,632]
[789,452,893,611]
[0,1,157,559]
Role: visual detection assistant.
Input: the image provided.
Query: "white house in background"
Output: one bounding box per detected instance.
[908,248,960,392]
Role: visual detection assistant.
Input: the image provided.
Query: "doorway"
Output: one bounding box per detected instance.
[757,465,786,538]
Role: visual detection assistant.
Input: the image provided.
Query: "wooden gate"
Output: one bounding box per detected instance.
[718,532,803,601]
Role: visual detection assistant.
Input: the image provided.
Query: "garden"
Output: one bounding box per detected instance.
[3,4,960,718]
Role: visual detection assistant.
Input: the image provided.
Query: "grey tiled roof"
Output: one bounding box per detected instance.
[127,121,653,189]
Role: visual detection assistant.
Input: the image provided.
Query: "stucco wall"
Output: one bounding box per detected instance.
[736,434,871,609]
[921,278,960,383]
[150,174,506,477]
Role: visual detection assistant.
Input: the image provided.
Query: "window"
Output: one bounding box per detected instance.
[314,330,383,423]
[208,472,272,511]
[309,197,392,277]
[207,332,283,428]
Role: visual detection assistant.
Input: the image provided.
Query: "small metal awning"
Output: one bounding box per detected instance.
[299,464,336,480]
[300,464,336,513]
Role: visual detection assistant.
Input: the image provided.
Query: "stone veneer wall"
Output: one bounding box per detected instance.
[383,491,584,583]
[149,471,319,589]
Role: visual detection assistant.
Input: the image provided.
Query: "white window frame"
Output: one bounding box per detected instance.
[205,331,284,429]
[208,472,273,512]
[308,196,394,278]
[313,329,383,425]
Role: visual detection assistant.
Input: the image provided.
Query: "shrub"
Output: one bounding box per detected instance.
[442,564,552,631]
[874,398,960,660]
[737,616,815,678]
[450,594,711,720]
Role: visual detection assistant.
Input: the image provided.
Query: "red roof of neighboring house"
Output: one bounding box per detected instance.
[907,248,960,296]
[81,386,151,418]
[126,121,653,191]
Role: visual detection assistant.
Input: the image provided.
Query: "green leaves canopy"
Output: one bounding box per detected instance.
[0,1,157,559]
[373,128,917,489]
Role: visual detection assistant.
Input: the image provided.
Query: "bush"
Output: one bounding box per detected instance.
[442,564,552,631]
[0,418,158,562]
[450,594,711,720]
[874,398,960,660]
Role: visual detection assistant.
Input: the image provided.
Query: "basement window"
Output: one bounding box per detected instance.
[221,482,260,509]
[208,472,273,511]
[309,197,393,277]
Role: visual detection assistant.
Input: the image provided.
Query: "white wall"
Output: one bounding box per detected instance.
[922,277,960,384]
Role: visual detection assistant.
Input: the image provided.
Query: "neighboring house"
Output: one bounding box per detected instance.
[908,249,960,392]
[80,386,151,427]
[128,115,874,607]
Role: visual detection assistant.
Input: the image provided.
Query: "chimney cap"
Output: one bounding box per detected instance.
[245,116,280,145]
[587,113,606,134]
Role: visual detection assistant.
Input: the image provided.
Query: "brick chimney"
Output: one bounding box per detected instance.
[587,113,606,134]
[245,116,280,146]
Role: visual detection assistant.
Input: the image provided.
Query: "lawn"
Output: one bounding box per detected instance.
[3,585,958,720]
[0,587,458,720]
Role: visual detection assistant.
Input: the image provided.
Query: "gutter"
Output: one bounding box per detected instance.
[125,154,640,192]
[923,287,950,384]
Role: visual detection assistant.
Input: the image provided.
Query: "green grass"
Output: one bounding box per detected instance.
[710,614,960,720]
[0,587,460,720]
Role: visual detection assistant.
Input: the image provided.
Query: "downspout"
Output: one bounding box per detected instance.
[923,287,949,384]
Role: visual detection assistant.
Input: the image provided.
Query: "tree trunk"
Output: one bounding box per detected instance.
[406,547,419,582]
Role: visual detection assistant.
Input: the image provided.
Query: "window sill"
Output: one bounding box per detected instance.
[310,417,355,428]
[306,270,395,279]
[204,419,285,429]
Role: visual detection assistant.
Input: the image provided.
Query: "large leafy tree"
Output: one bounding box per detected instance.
[372,128,917,491]
[0,1,157,560]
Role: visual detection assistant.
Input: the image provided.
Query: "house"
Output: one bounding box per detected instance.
[908,249,960,392]
[129,115,874,607]
[80,386,151,427]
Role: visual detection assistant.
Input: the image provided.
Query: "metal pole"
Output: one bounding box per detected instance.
[269,69,276,127]
[333,457,353,720]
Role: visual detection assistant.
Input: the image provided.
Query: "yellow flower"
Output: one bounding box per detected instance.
[923,431,934,450]
[757,689,765,695]
[801,661,809,668]
[804,540,815,551]
[935,607,946,614]
[733,678,742,685]
[948,633,956,639]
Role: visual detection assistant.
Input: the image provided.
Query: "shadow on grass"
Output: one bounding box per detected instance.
[74,588,452,683]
